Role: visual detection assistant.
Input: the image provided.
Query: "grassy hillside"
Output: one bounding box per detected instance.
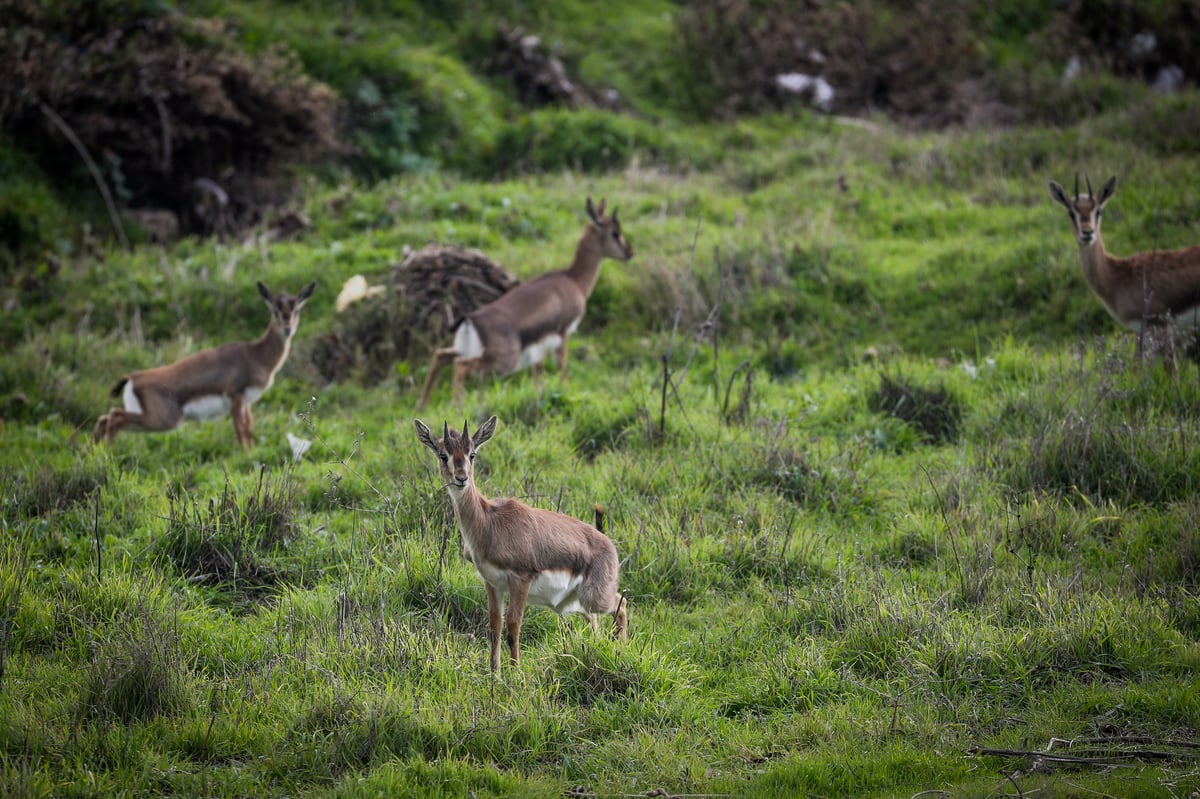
[4,2,1200,798]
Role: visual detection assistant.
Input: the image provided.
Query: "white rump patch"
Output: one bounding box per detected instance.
[182,394,231,421]
[454,319,484,360]
[122,380,143,414]
[245,386,266,405]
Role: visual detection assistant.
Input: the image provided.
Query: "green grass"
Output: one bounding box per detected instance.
[5,4,1200,796]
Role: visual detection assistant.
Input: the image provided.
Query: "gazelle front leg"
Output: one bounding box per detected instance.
[485,582,504,672]
[556,336,569,379]
[231,398,253,448]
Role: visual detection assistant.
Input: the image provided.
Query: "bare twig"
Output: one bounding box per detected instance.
[38,100,130,250]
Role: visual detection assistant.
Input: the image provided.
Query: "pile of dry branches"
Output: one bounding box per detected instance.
[311,244,519,384]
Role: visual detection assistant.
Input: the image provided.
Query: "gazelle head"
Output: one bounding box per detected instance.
[258,281,316,339]
[585,196,634,262]
[1048,174,1118,247]
[415,415,499,493]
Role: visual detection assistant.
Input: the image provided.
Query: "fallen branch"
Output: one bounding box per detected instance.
[38,100,130,250]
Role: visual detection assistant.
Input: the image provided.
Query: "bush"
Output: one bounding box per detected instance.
[675,0,983,125]
[0,0,337,238]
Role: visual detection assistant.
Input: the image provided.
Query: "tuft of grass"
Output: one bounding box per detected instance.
[79,602,192,724]
[0,461,107,520]
[868,372,963,444]
[548,634,682,709]
[157,469,301,608]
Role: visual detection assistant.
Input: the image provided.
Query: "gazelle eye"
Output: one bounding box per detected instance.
[469,453,476,461]
[439,454,449,463]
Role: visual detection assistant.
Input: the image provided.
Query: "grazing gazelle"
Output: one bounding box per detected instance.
[414,415,627,672]
[416,197,633,409]
[93,280,316,447]
[1049,175,1200,370]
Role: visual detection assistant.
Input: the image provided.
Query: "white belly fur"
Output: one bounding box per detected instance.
[516,334,563,371]
[176,382,269,422]
[473,560,589,616]
[457,316,584,374]
[183,394,232,421]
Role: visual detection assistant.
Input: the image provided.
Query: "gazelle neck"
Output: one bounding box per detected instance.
[447,480,490,541]
[1078,232,1113,285]
[252,319,292,372]
[565,225,606,297]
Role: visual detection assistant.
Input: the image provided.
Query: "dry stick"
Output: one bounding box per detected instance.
[1002,772,1026,799]
[721,359,752,420]
[711,245,723,407]
[93,483,103,582]
[659,216,704,442]
[151,92,172,174]
[38,100,129,250]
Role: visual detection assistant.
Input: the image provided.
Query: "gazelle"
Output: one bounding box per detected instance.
[414,415,627,672]
[1049,175,1200,370]
[93,280,316,447]
[416,197,633,410]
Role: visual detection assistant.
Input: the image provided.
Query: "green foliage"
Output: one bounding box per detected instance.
[0,142,73,271]
[5,8,1200,798]
[489,109,675,176]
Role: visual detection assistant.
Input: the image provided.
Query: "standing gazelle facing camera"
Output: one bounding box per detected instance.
[93,280,315,448]
[414,415,627,672]
[1049,175,1200,371]
[416,197,633,410]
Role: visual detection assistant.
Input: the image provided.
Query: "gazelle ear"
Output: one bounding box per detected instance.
[414,419,439,452]
[257,281,273,302]
[1098,175,1118,207]
[586,196,599,224]
[611,207,620,227]
[1048,181,1071,210]
[473,415,498,448]
[297,281,316,304]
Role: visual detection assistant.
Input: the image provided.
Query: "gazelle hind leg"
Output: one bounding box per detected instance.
[612,593,627,641]
[505,576,532,666]
[417,347,458,410]
[452,357,484,404]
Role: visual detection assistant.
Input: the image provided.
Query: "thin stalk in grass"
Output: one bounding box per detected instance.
[93,483,103,582]
[0,535,29,687]
[659,215,703,443]
[299,397,411,577]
